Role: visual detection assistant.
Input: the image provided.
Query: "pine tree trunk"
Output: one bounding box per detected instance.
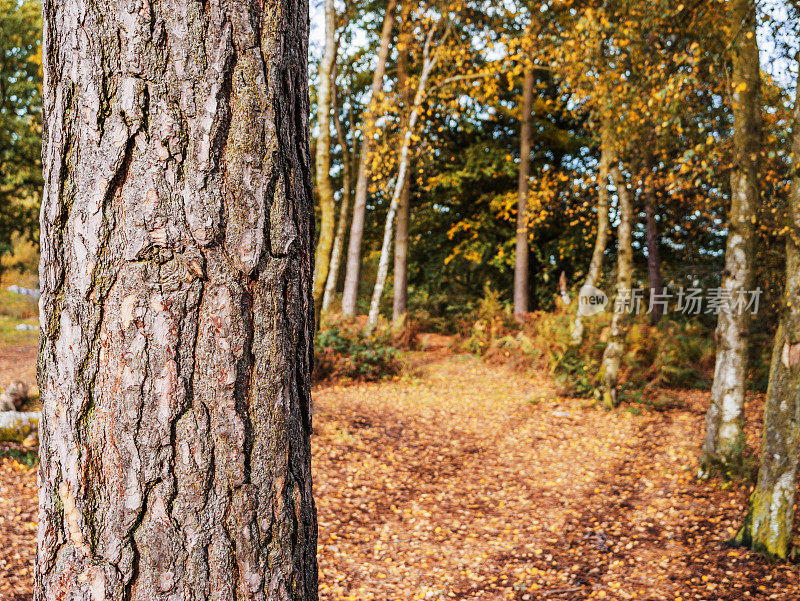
[36,2,318,599]
[514,68,535,319]
[367,23,444,331]
[392,4,414,323]
[571,118,613,344]
[322,80,353,314]
[643,169,664,325]
[731,64,800,561]
[313,0,338,312]
[596,166,633,409]
[701,0,761,475]
[340,0,398,316]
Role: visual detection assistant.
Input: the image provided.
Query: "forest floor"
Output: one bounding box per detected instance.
[1,349,799,600]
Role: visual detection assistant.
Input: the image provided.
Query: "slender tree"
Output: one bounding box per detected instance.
[341,0,398,316]
[368,19,448,330]
[393,1,415,323]
[313,0,338,312]
[322,70,354,313]
[571,119,613,344]
[514,67,535,318]
[36,1,318,599]
[596,165,633,408]
[701,0,761,475]
[642,160,664,325]
[731,63,800,561]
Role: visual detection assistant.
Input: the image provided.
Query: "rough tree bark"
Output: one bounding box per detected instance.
[514,67,535,319]
[313,0,338,312]
[700,0,760,475]
[571,118,613,344]
[731,65,800,561]
[322,73,353,314]
[643,166,664,325]
[36,1,318,600]
[392,1,414,323]
[367,22,446,331]
[341,0,398,316]
[596,166,633,409]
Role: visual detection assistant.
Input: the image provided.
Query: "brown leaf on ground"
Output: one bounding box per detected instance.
[1,351,798,600]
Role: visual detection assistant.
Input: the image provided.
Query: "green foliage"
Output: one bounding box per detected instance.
[0,0,42,278]
[0,446,38,467]
[314,318,402,382]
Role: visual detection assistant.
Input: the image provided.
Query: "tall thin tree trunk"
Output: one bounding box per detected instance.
[322,76,353,313]
[700,0,761,475]
[341,0,398,316]
[313,0,338,312]
[368,23,445,331]
[393,2,414,323]
[731,65,800,561]
[643,167,664,325]
[596,166,633,409]
[514,67,535,319]
[36,2,318,599]
[571,118,613,344]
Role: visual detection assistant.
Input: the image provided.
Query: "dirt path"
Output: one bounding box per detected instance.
[1,351,799,600]
[312,353,799,600]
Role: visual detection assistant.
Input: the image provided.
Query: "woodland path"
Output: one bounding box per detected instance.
[1,350,799,600]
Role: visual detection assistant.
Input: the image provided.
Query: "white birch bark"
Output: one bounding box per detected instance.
[700,0,761,474]
[367,23,446,331]
[340,0,398,316]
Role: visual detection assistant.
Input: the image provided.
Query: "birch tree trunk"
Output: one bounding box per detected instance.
[322,79,353,313]
[393,3,414,323]
[643,168,664,325]
[36,2,318,600]
[700,0,761,475]
[367,24,444,331]
[341,0,398,316]
[731,65,800,561]
[596,166,633,409]
[571,118,613,344]
[313,0,338,311]
[514,67,535,319]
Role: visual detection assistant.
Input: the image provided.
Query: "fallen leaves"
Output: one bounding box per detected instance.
[1,351,799,600]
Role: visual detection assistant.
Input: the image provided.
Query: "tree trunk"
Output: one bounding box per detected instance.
[731,64,800,561]
[37,2,318,600]
[322,76,352,314]
[596,166,633,409]
[643,169,664,325]
[313,0,338,312]
[514,67,535,319]
[340,0,398,316]
[700,0,761,475]
[571,118,613,344]
[392,3,414,323]
[367,23,445,331]
[393,173,411,322]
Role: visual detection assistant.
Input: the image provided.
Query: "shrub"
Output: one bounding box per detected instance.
[314,317,401,382]
[453,287,771,400]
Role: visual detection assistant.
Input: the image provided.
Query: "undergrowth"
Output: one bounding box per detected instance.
[314,316,403,382]
[455,288,770,402]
